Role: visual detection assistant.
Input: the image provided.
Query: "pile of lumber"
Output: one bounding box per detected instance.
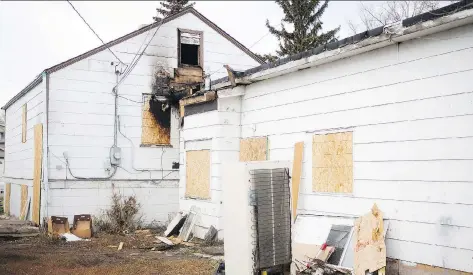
[0,218,39,237]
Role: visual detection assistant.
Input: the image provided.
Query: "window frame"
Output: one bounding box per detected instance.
[177,28,204,68]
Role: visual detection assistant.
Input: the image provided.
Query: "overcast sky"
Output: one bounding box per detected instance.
[0,1,422,107]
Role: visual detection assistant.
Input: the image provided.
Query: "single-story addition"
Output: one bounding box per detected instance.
[1,7,262,226]
[179,1,473,274]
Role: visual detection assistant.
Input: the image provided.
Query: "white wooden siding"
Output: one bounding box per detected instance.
[179,96,242,239]
[4,80,45,180]
[236,24,473,272]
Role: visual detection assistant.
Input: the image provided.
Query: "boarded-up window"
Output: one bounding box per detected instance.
[141,95,171,145]
[22,104,27,143]
[185,150,210,199]
[312,132,353,193]
[240,137,268,161]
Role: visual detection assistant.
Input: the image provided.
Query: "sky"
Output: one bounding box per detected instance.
[0,0,431,107]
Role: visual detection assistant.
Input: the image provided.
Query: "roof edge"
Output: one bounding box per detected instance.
[2,74,43,110]
[3,7,263,110]
[211,0,473,89]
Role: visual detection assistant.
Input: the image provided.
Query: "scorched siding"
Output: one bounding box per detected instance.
[240,24,473,273]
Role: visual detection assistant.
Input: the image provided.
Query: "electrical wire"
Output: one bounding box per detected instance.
[66,0,125,65]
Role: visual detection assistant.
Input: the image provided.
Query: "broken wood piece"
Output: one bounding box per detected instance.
[291,142,304,221]
[118,242,124,251]
[179,91,216,117]
[224,65,236,87]
[135,229,151,235]
[354,204,386,275]
[155,236,174,246]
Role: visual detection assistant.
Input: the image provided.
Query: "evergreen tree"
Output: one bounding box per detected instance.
[153,0,195,21]
[266,0,339,56]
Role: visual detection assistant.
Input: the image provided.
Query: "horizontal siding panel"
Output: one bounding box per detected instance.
[299,194,473,228]
[386,239,473,273]
[244,92,473,137]
[354,160,473,182]
[354,137,473,161]
[386,220,473,251]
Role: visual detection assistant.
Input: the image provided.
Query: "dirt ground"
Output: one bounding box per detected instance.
[0,232,220,275]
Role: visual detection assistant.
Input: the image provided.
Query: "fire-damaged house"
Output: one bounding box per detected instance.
[179,1,473,274]
[1,7,263,226]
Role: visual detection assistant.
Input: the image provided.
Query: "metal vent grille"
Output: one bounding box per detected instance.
[250,168,291,269]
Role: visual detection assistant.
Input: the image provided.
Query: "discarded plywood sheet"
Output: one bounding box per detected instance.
[179,91,216,117]
[71,214,92,239]
[354,204,386,275]
[20,186,28,220]
[291,142,304,220]
[312,132,353,193]
[239,137,268,162]
[4,183,11,215]
[32,124,43,225]
[185,150,210,199]
[141,98,170,145]
[22,104,27,143]
[48,216,70,236]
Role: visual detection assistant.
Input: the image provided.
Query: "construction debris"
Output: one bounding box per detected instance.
[71,214,92,239]
[0,218,39,238]
[353,204,386,275]
[203,225,217,244]
[178,206,199,242]
[60,232,87,242]
[164,212,186,237]
[156,236,174,246]
[48,216,70,236]
[118,242,124,251]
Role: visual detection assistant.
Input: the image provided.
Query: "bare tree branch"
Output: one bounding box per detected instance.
[347,1,441,36]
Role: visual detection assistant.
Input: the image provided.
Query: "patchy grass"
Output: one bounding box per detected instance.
[0,233,219,275]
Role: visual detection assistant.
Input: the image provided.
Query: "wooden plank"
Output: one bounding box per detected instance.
[239,137,268,161]
[141,97,170,145]
[20,185,28,220]
[185,150,210,199]
[312,132,353,193]
[179,91,216,117]
[22,104,27,143]
[32,124,43,225]
[4,183,11,215]
[291,142,304,221]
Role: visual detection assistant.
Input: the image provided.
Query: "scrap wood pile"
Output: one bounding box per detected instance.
[294,204,387,275]
[0,215,39,238]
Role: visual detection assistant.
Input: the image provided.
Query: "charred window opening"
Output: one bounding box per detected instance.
[141,94,171,146]
[149,95,171,128]
[178,29,202,68]
[181,44,199,66]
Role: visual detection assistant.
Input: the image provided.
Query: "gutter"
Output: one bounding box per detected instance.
[213,7,473,90]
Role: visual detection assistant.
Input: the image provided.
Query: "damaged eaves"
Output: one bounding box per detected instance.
[211,0,473,87]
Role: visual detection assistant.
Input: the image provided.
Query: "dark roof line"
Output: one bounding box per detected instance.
[211,0,473,86]
[3,7,264,110]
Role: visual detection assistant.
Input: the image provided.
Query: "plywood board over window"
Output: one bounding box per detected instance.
[240,137,268,161]
[32,124,43,225]
[185,150,210,199]
[141,95,171,145]
[312,132,353,193]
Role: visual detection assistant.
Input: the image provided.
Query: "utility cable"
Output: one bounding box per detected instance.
[66,0,125,64]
